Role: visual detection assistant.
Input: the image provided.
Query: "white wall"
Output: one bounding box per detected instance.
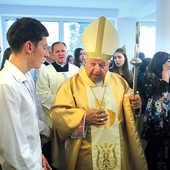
[156,0,170,52]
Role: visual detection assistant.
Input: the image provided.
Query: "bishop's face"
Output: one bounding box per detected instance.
[84,58,110,83]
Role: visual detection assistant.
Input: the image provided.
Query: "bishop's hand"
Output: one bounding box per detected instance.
[85,108,108,125]
[129,93,142,110]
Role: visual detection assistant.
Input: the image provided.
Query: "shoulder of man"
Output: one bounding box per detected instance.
[68,63,79,71]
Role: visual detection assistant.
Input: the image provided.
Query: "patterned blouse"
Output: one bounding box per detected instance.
[141,71,170,141]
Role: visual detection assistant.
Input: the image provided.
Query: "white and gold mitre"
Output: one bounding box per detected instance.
[81,16,119,60]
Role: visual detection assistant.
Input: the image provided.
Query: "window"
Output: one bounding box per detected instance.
[6,20,14,30]
[5,20,59,46]
[41,21,59,45]
[2,18,156,61]
[5,19,90,55]
[140,25,156,58]
[64,21,89,55]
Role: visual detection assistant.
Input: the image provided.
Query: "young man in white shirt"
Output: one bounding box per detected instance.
[0,17,52,170]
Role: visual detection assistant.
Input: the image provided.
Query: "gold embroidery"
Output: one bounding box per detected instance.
[107,109,116,126]
[62,72,67,81]
[85,52,112,61]
[96,142,117,170]
[96,16,105,53]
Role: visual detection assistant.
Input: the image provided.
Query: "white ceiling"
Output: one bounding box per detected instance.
[0,0,157,21]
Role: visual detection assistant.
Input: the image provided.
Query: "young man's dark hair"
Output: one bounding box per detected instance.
[7,17,49,53]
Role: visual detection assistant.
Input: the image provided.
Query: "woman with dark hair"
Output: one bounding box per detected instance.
[66,54,74,64]
[136,58,151,136]
[110,47,133,88]
[0,47,11,70]
[137,57,152,110]
[74,47,86,68]
[141,51,170,169]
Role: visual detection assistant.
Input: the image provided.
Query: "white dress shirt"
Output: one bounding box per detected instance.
[0,61,43,170]
[26,72,50,138]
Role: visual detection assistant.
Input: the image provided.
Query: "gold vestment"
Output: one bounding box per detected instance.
[51,66,148,170]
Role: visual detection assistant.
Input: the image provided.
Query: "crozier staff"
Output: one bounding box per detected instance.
[130,22,142,117]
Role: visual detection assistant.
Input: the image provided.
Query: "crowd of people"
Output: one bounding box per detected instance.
[0,16,170,170]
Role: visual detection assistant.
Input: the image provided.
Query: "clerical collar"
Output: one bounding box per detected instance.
[95,81,103,87]
[52,62,69,72]
[56,62,66,67]
[43,61,50,66]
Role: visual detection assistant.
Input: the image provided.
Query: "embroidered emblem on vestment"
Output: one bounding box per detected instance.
[96,142,117,169]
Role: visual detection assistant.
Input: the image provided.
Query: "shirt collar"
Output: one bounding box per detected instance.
[4,60,28,83]
[55,62,66,67]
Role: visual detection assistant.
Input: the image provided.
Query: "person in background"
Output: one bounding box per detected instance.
[0,17,51,170]
[110,47,133,88]
[66,54,74,64]
[0,47,11,70]
[139,52,146,60]
[136,58,151,137]
[43,45,55,66]
[36,41,79,168]
[131,51,146,78]
[50,16,147,170]
[74,47,86,67]
[141,52,170,169]
[36,41,79,128]
[137,58,151,112]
